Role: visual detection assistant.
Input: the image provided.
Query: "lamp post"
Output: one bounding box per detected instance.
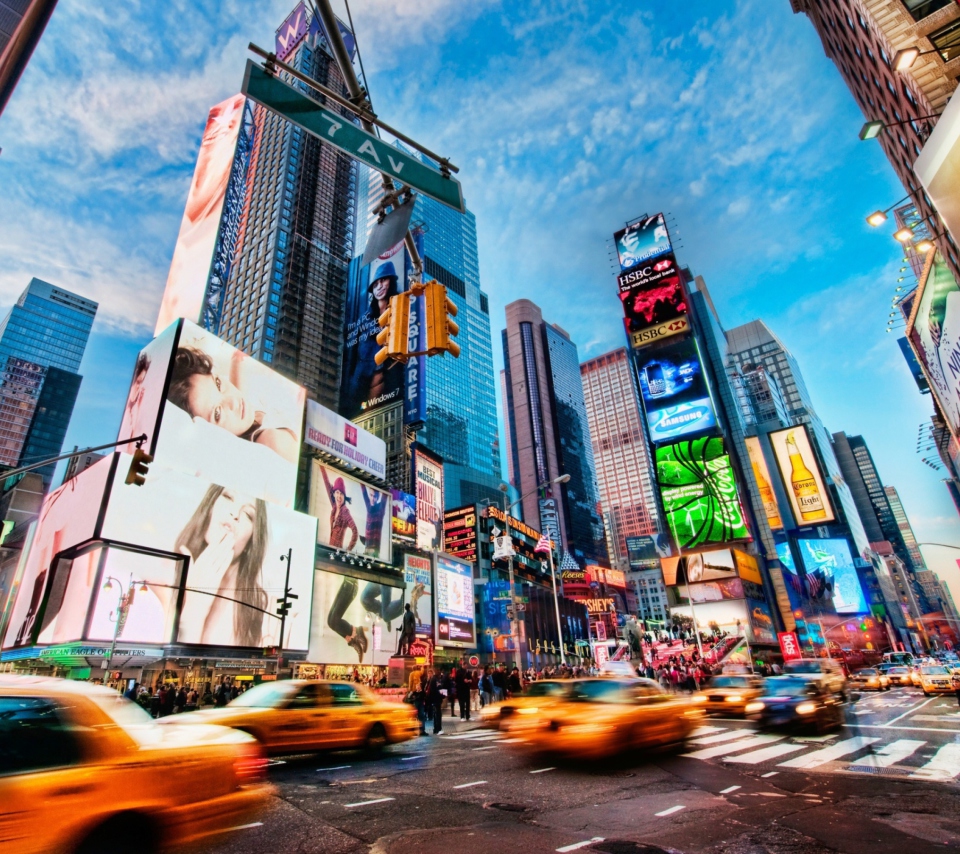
[101,574,147,674]
[859,112,942,141]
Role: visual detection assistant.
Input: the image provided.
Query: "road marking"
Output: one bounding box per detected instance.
[655,805,685,817]
[691,726,726,736]
[473,746,498,751]
[345,798,395,808]
[318,765,351,771]
[855,739,925,768]
[778,737,879,769]
[499,738,525,743]
[556,838,605,853]
[690,730,757,745]
[530,767,556,774]
[266,759,286,766]
[442,731,492,740]
[844,724,960,734]
[761,771,778,778]
[910,743,960,781]
[222,822,264,832]
[720,785,741,794]
[683,735,785,761]
[400,756,424,761]
[757,792,786,797]
[453,780,488,788]
[793,735,838,743]
[725,743,807,765]
[884,697,934,727]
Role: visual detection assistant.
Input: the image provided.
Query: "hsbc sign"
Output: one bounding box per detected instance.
[629,316,689,349]
[618,253,678,293]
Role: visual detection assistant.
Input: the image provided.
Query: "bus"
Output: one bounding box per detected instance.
[882,651,915,668]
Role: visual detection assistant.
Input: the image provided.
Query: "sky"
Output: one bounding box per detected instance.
[2,0,960,599]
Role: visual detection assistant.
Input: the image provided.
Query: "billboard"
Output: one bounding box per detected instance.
[776,540,805,610]
[309,462,392,565]
[670,577,745,605]
[747,598,776,644]
[304,400,386,481]
[117,323,178,454]
[914,86,960,270]
[626,534,672,570]
[614,213,672,270]
[733,550,763,586]
[661,548,738,586]
[744,437,783,531]
[778,630,802,661]
[154,319,306,508]
[656,437,750,550]
[155,94,249,335]
[98,458,317,649]
[635,336,717,443]
[308,564,403,665]
[413,446,444,552]
[768,425,835,526]
[797,538,866,615]
[618,254,690,349]
[480,581,516,653]
[391,490,416,541]
[403,553,433,638]
[435,554,475,647]
[275,1,308,60]
[443,506,478,564]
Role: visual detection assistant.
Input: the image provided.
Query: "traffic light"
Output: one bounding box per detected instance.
[423,280,460,357]
[125,448,153,486]
[276,599,291,618]
[374,293,410,365]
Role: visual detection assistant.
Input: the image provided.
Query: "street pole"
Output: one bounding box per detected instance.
[679,561,704,659]
[278,549,293,674]
[547,544,566,666]
[500,488,522,672]
[103,574,132,676]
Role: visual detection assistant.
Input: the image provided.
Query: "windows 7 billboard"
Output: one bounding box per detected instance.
[636,336,716,443]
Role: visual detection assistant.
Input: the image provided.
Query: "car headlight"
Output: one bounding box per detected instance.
[724,694,743,703]
[517,707,540,715]
[691,694,708,703]
[745,701,765,713]
[796,702,816,715]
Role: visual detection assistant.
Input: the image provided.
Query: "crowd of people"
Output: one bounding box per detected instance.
[118,677,252,717]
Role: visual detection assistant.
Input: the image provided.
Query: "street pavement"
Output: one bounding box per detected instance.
[204,686,960,854]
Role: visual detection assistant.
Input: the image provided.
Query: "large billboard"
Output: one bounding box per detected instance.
[914,87,960,264]
[116,323,178,454]
[402,552,433,639]
[744,436,783,531]
[636,336,717,443]
[768,425,835,526]
[656,437,750,550]
[304,400,386,481]
[435,554,475,648]
[480,580,516,654]
[309,462,392,565]
[391,490,416,541]
[626,534,672,570]
[443,506,478,564]
[618,253,690,349]
[660,548,738,586]
[413,446,444,552]
[797,538,866,615]
[155,94,250,335]
[614,213,672,270]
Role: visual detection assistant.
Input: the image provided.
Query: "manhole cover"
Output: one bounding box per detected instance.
[484,802,528,812]
[846,765,912,776]
[590,843,682,854]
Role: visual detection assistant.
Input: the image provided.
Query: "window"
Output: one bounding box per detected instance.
[0,697,83,775]
[903,0,953,23]
[929,19,960,62]
[329,684,364,706]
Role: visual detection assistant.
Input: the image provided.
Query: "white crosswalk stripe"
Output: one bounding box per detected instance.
[683,735,785,761]
[855,739,925,768]
[910,744,960,781]
[689,730,757,745]
[777,737,879,769]
[724,743,807,765]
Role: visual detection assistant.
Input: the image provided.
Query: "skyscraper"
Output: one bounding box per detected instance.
[0,0,58,117]
[884,484,927,571]
[579,348,660,568]
[0,278,96,484]
[502,299,607,568]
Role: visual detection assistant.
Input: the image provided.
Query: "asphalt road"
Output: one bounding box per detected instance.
[203,686,960,854]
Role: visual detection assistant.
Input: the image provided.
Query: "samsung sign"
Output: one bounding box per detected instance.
[305,400,386,480]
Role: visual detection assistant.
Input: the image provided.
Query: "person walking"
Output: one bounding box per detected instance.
[507,666,523,698]
[455,665,470,720]
[408,664,427,735]
[444,669,456,718]
[492,664,506,702]
[427,668,444,735]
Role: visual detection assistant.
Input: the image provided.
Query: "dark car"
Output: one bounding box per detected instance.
[755,675,843,734]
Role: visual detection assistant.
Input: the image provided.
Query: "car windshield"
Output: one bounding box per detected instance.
[921,666,949,675]
[783,661,822,674]
[85,688,161,746]
[888,667,908,674]
[709,677,754,689]
[569,680,634,704]
[763,678,812,697]
[855,669,878,676]
[526,681,567,698]
[227,682,298,708]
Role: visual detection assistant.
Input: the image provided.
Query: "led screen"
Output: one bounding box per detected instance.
[768,425,835,526]
[413,446,444,552]
[626,534,672,570]
[671,577,745,605]
[798,538,866,615]
[660,548,738,586]
[776,541,804,610]
[480,580,516,653]
[656,437,750,549]
[435,554,475,647]
[403,552,433,639]
[392,490,416,541]
[744,436,783,531]
[309,462,392,565]
[614,213,672,270]
[747,598,777,644]
[116,322,178,455]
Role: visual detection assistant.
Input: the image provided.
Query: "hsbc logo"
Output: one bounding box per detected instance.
[617,252,678,292]
[630,316,689,348]
[653,259,672,272]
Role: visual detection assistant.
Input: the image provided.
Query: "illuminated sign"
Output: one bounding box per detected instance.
[413,446,444,552]
[403,553,433,639]
[443,506,478,563]
[617,252,680,292]
[275,1,308,60]
[435,554,475,647]
[391,490,416,540]
[744,436,783,531]
[768,425,835,526]
[614,213,672,270]
[481,506,547,574]
[797,538,867,615]
[305,400,386,480]
[629,316,690,349]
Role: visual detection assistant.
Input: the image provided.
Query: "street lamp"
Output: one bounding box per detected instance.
[101,575,147,674]
[865,194,911,227]
[859,112,942,141]
[893,46,942,72]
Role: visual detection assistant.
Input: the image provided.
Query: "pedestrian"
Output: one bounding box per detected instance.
[175,685,187,713]
[408,664,427,735]
[507,666,523,697]
[954,674,960,708]
[444,669,456,718]
[455,666,470,720]
[123,681,138,701]
[214,680,228,708]
[427,668,444,735]
[159,683,175,717]
[492,664,506,702]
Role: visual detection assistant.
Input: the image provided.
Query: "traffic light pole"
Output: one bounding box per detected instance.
[277,549,295,673]
[0,433,147,482]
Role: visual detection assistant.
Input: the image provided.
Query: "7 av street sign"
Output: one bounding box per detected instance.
[242,61,465,212]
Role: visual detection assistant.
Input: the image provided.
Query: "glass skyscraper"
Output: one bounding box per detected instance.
[0,278,96,484]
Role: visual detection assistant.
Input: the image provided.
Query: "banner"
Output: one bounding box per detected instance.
[443,506,477,563]
[744,436,783,531]
[309,462,392,564]
[413,446,444,552]
[402,553,433,639]
[391,490,416,541]
[778,630,802,662]
[304,400,386,481]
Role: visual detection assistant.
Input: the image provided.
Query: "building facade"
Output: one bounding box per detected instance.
[0,0,58,117]
[632,568,670,627]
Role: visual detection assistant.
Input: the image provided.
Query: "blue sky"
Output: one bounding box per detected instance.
[2,0,959,597]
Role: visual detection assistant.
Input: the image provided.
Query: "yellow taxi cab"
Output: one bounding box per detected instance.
[910,666,923,686]
[691,673,765,716]
[502,677,704,762]
[918,665,956,696]
[479,679,572,730]
[885,666,913,687]
[0,675,271,854]
[849,667,891,691]
[163,679,419,755]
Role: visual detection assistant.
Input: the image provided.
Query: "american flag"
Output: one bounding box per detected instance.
[805,572,822,599]
[534,536,552,555]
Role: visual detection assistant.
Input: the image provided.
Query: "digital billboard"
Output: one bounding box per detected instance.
[744,436,783,531]
[304,400,386,481]
[660,548,738,586]
[391,490,416,541]
[308,564,403,665]
[155,94,249,335]
[154,319,306,508]
[443,506,478,564]
[670,577,744,605]
[614,213,672,270]
[309,462,392,565]
[413,445,444,552]
[635,336,716,443]
[656,437,750,549]
[768,425,835,526]
[117,322,178,455]
[747,598,777,644]
[480,580,516,653]
[626,534,672,570]
[619,254,690,350]
[797,538,866,615]
[435,554,475,647]
[776,541,805,610]
[403,553,433,639]
[733,550,763,586]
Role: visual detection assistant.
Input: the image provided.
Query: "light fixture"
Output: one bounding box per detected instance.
[860,120,884,140]
[894,227,914,243]
[894,47,921,71]
[916,238,936,253]
[866,210,888,227]
[139,582,148,593]
[103,579,113,590]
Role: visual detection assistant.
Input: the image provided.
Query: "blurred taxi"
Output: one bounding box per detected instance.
[479,679,571,730]
[753,675,843,734]
[692,673,764,717]
[910,666,924,686]
[886,666,913,687]
[503,678,704,761]
[919,665,956,695]
[0,675,270,854]
[163,680,419,755]
[849,667,890,691]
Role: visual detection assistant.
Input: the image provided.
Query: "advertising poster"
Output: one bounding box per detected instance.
[98,458,317,649]
[304,400,386,481]
[656,437,750,550]
[744,436,783,531]
[308,564,403,665]
[403,553,433,638]
[768,425,835,526]
[116,323,178,455]
[660,548,738,586]
[778,630,802,661]
[626,534,672,570]
[671,577,745,605]
[309,462,392,565]
[776,541,805,610]
[275,1,308,59]
[619,255,689,350]
[797,538,866,614]
[443,506,477,563]
[480,580,516,653]
[747,598,777,644]
[413,446,444,552]
[391,490,416,541]
[339,240,410,421]
[435,554,475,647]
[636,336,717,443]
[153,319,306,508]
[155,94,248,335]
[733,550,763,585]
[670,599,750,640]
[617,252,680,293]
[614,213,672,270]
[2,456,114,649]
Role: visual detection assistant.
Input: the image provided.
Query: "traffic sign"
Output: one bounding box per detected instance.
[242,61,465,212]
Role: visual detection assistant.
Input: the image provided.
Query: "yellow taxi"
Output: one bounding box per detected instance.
[885,666,913,687]
[164,679,419,755]
[918,665,957,696]
[0,675,271,854]
[479,679,572,730]
[502,677,704,762]
[691,673,765,717]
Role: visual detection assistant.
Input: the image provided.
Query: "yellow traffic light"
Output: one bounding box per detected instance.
[375,293,410,365]
[423,280,460,357]
[125,448,153,486]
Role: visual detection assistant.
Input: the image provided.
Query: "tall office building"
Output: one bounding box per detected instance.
[579,348,660,567]
[884,484,927,569]
[791,0,960,283]
[356,162,501,506]
[0,278,96,484]
[502,299,607,569]
[0,0,58,117]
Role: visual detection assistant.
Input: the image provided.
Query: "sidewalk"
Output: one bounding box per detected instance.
[419,706,485,736]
